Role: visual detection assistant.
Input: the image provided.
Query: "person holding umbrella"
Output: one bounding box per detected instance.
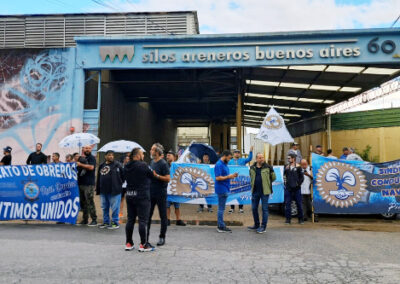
[77,145,98,226]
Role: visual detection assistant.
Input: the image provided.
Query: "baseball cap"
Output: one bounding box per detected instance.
[3,146,12,153]
[288,153,297,158]
[167,150,175,155]
[233,149,241,153]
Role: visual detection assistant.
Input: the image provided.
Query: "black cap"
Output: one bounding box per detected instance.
[316,145,322,148]
[342,147,349,151]
[105,150,114,155]
[167,150,175,155]
[288,153,297,158]
[3,146,12,153]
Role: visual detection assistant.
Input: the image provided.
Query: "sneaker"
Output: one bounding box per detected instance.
[285,219,291,225]
[239,209,244,214]
[98,223,109,229]
[88,220,97,227]
[247,225,259,231]
[217,227,232,233]
[298,218,304,225]
[207,208,213,213]
[197,207,204,213]
[125,243,134,251]
[138,243,155,252]
[176,220,186,226]
[167,219,171,226]
[228,209,234,214]
[108,222,120,229]
[256,227,267,234]
[79,220,88,225]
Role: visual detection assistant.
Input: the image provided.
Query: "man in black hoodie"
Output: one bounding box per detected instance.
[96,150,124,229]
[124,147,155,252]
[284,153,304,225]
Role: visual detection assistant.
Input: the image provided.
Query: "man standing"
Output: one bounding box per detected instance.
[215,150,238,233]
[284,153,304,225]
[124,148,154,252]
[77,145,97,226]
[0,146,12,165]
[26,143,47,164]
[228,146,253,213]
[314,145,324,156]
[166,150,186,226]
[300,159,313,221]
[340,147,349,160]
[52,153,61,163]
[148,143,170,246]
[96,150,124,229]
[287,142,302,164]
[248,153,276,234]
[346,147,363,161]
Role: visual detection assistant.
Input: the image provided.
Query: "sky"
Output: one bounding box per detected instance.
[1,0,399,33]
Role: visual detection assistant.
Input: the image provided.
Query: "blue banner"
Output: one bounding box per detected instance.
[0,163,80,224]
[312,154,400,214]
[167,163,284,205]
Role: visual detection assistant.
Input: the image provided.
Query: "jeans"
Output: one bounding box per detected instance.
[251,192,270,228]
[284,188,303,220]
[217,193,228,228]
[126,196,150,245]
[148,194,168,239]
[79,185,97,222]
[100,193,121,225]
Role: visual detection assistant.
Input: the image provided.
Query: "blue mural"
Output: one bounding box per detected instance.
[0,48,81,164]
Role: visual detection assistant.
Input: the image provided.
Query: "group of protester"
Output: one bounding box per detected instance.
[0,140,362,252]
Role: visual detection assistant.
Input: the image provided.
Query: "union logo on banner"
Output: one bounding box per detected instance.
[263,114,283,129]
[316,161,367,208]
[169,167,214,198]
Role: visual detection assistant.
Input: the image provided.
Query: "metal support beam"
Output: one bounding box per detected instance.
[236,92,242,153]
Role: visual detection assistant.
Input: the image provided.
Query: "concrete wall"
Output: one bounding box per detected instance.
[97,71,177,160]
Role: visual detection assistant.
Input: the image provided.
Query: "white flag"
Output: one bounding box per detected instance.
[256,107,294,146]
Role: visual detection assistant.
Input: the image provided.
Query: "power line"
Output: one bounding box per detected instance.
[391,14,400,27]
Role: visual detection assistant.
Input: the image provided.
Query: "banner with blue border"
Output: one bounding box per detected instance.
[0,163,80,224]
[312,153,400,214]
[167,163,284,205]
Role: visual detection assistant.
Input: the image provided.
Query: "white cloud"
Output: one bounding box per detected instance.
[89,0,400,33]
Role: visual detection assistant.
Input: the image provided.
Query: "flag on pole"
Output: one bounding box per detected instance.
[256,107,294,145]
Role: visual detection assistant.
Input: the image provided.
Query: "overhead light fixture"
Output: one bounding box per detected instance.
[246,93,273,98]
[290,107,314,112]
[362,67,400,75]
[244,109,266,115]
[283,113,302,117]
[340,86,362,92]
[323,100,335,104]
[289,65,326,71]
[325,65,365,73]
[298,98,324,103]
[260,66,289,70]
[310,84,340,91]
[280,82,310,89]
[273,95,298,101]
[246,80,280,86]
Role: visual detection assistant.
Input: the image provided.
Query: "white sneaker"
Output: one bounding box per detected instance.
[228,209,234,214]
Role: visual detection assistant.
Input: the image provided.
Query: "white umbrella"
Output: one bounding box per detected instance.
[58,132,100,148]
[98,140,145,153]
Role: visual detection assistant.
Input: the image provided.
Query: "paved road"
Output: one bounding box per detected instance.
[1,223,399,283]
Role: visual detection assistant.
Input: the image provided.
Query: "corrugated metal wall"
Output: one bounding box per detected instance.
[0,12,199,48]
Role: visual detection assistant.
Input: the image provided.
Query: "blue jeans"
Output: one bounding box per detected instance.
[100,193,122,225]
[284,189,303,220]
[251,192,269,228]
[217,193,228,228]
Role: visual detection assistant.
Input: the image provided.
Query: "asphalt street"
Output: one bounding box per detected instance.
[0,222,399,284]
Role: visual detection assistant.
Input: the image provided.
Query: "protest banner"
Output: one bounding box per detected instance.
[167,163,284,205]
[0,163,80,224]
[312,153,400,214]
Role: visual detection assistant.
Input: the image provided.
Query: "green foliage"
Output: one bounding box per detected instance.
[356,145,379,162]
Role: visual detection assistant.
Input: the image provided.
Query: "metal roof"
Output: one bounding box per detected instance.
[242,64,400,128]
[0,11,199,48]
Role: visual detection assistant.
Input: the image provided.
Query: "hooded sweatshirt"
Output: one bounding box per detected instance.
[123,160,154,199]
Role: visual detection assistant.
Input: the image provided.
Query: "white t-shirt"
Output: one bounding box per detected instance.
[301,166,312,195]
[346,153,363,161]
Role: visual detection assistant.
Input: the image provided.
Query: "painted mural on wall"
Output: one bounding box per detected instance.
[0,48,81,164]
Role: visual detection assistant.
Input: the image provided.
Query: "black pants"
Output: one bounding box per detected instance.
[230,205,243,210]
[302,194,312,219]
[148,194,168,239]
[199,204,212,209]
[125,196,150,246]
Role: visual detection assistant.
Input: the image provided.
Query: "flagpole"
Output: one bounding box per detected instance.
[310,144,315,224]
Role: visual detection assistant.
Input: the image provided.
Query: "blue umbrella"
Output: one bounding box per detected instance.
[189,143,218,164]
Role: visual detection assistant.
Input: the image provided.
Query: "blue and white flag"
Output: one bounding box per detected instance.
[256,107,294,145]
[0,163,80,224]
[168,163,284,205]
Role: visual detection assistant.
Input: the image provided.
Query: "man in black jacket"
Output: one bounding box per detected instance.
[26,143,47,165]
[284,153,305,225]
[124,147,155,252]
[96,150,124,229]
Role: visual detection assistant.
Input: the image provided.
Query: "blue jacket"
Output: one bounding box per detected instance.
[214,159,230,194]
[228,151,253,166]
